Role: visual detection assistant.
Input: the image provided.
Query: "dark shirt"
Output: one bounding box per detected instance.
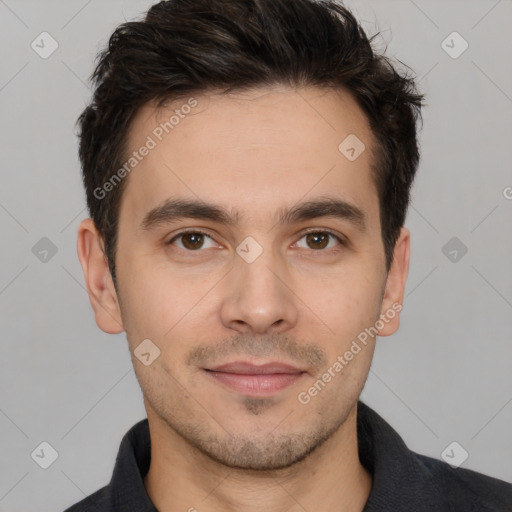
[63,401,512,511]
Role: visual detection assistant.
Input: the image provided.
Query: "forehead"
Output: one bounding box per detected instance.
[119,86,379,231]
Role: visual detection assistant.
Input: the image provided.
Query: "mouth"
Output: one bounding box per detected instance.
[203,361,307,397]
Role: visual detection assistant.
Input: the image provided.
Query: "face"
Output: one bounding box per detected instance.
[79,85,409,471]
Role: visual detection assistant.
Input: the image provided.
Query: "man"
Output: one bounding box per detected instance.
[65,0,512,510]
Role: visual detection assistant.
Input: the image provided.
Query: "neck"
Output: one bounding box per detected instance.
[143,403,372,512]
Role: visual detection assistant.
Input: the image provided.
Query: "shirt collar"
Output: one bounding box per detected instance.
[107,401,442,511]
[357,401,443,511]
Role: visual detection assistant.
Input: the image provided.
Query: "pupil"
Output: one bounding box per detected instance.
[307,232,328,249]
[184,233,203,250]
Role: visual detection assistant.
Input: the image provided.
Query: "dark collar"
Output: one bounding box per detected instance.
[356,401,443,511]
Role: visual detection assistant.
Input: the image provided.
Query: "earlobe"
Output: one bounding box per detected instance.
[77,218,124,334]
[378,227,410,337]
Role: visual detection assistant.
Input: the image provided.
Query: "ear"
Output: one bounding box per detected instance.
[77,218,124,334]
[377,227,410,337]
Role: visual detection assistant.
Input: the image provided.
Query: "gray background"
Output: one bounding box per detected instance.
[0,0,511,510]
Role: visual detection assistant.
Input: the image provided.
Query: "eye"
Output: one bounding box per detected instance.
[168,230,217,251]
[168,229,344,253]
[293,230,344,251]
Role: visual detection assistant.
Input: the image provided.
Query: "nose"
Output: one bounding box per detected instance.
[219,246,299,335]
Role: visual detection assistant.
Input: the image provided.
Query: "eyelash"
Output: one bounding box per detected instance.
[167,228,345,253]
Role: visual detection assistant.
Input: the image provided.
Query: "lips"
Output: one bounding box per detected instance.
[203,361,306,396]
[207,361,305,374]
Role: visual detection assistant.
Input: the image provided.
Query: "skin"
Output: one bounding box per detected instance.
[77,85,409,512]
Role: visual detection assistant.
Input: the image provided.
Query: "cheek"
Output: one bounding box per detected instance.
[117,257,187,341]
[307,267,384,336]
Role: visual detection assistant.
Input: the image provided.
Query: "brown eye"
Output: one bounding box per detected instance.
[295,231,343,251]
[169,231,216,251]
[306,232,329,249]
[181,233,204,250]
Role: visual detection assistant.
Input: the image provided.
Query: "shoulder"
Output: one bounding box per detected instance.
[415,452,512,511]
[62,485,109,512]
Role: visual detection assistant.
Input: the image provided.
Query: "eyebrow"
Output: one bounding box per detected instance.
[139,196,367,232]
